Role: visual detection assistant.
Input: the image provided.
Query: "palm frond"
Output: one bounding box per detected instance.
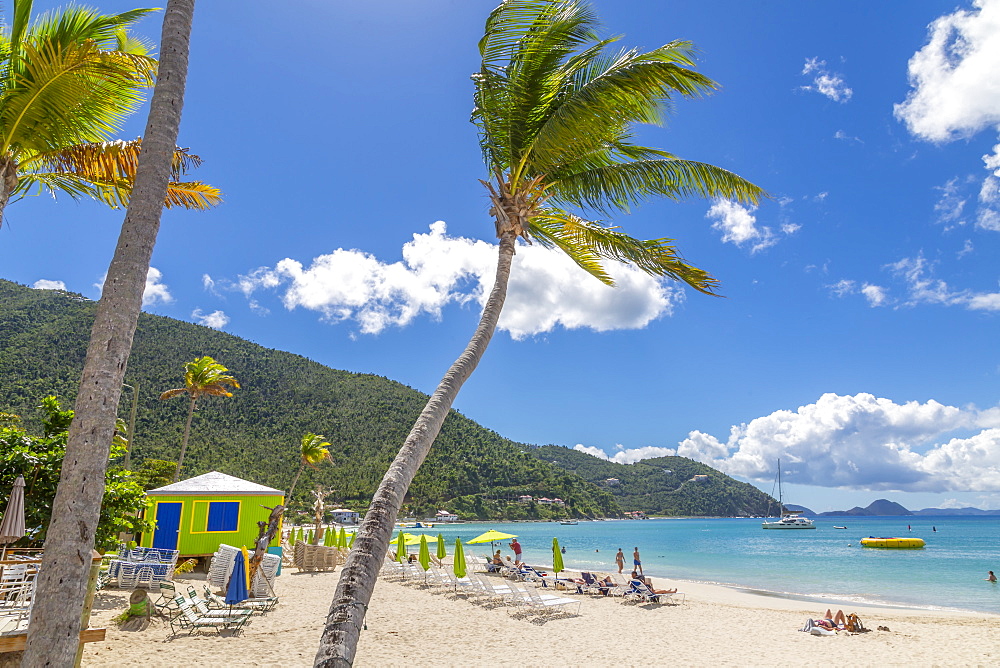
[527,209,615,285]
[553,158,766,215]
[532,212,721,294]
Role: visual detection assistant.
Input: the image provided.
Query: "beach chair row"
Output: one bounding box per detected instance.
[380,557,582,616]
[155,582,278,636]
[497,562,685,606]
[0,566,37,632]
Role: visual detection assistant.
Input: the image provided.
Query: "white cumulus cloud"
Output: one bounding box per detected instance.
[573,444,677,464]
[233,221,683,339]
[672,393,1000,493]
[800,57,853,102]
[706,200,785,253]
[894,0,1000,142]
[31,279,67,291]
[191,309,230,329]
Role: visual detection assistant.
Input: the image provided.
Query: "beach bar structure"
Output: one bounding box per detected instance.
[141,471,284,557]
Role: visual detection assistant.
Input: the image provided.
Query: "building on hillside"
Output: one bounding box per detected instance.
[605,478,620,486]
[141,471,284,558]
[552,498,565,507]
[518,495,533,504]
[331,508,360,525]
[691,474,709,482]
[536,497,553,505]
[435,510,459,522]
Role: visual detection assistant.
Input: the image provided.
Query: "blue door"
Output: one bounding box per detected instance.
[152,502,182,550]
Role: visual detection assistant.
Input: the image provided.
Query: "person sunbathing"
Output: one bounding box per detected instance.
[642,577,677,595]
[815,609,847,630]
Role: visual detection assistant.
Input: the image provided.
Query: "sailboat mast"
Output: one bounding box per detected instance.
[777,458,782,514]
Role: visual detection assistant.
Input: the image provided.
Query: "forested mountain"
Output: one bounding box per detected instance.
[0,279,772,519]
[529,445,775,516]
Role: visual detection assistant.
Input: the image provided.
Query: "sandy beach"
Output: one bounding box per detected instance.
[80,564,1000,667]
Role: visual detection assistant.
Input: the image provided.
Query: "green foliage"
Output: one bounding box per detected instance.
[529,445,776,516]
[0,280,768,520]
[0,395,153,550]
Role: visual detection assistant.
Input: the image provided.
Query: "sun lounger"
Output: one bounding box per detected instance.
[199,585,278,613]
[169,595,252,636]
[510,582,581,615]
[625,579,682,604]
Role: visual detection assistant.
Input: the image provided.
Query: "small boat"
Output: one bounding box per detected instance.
[762,459,815,530]
[833,526,848,530]
[860,536,925,549]
[559,520,578,525]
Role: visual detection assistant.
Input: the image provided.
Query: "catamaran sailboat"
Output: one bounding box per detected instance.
[762,459,815,530]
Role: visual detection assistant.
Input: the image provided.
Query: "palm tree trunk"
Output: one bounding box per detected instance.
[23,2,196,664]
[288,462,306,501]
[173,396,197,482]
[314,233,517,667]
[0,158,18,229]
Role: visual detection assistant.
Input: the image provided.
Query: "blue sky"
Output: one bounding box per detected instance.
[3,1,1000,512]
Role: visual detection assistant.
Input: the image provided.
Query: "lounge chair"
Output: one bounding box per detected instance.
[625,579,682,604]
[580,572,613,596]
[200,585,278,613]
[511,582,581,615]
[169,595,252,635]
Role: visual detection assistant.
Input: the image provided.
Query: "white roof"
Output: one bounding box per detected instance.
[331,508,358,514]
[147,471,283,496]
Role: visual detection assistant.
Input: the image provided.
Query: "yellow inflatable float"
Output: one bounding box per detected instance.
[860,536,925,549]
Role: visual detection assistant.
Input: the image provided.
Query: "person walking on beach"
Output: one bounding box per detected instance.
[633,547,643,576]
[510,538,522,566]
[616,548,625,574]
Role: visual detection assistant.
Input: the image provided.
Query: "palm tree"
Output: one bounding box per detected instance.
[0,0,221,229]
[160,356,240,482]
[288,433,334,501]
[24,2,201,661]
[315,1,765,663]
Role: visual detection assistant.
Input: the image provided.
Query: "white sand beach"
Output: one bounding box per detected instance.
[80,566,1000,667]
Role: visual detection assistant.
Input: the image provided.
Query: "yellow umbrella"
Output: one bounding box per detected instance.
[552,538,564,578]
[467,529,517,544]
[454,538,467,578]
[240,545,252,590]
[418,535,431,572]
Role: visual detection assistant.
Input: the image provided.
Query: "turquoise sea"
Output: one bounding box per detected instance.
[412,517,1000,614]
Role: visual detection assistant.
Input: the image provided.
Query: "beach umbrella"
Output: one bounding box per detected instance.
[467,529,517,545]
[348,531,356,548]
[453,538,467,579]
[418,535,431,572]
[325,527,334,546]
[307,529,314,545]
[552,537,564,578]
[396,531,407,563]
[0,476,26,557]
[287,527,296,546]
[225,550,249,606]
[297,527,305,544]
[436,533,446,560]
[338,527,347,549]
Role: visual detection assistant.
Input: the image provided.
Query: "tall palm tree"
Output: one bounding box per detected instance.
[315,1,766,663]
[24,1,201,662]
[288,432,334,501]
[160,356,240,482]
[0,0,220,229]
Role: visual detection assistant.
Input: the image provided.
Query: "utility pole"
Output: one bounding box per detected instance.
[122,382,139,470]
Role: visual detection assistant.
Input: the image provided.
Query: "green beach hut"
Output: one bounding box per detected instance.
[141,471,284,557]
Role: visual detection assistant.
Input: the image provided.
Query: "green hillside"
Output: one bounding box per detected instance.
[0,279,618,520]
[0,279,774,520]
[530,445,774,516]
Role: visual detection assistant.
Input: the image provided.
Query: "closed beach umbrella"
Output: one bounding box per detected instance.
[324,527,334,546]
[338,527,347,548]
[436,533,446,560]
[296,527,304,544]
[225,550,249,605]
[287,527,296,546]
[0,476,26,550]
[552,537,564,577]
[307,529,314,545]
[454,538,466,579]
[418,535,431,572]
[396,531,407,563]
[348,531,356,548]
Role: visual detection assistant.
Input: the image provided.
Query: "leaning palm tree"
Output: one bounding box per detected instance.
[160,356,240,482]
[288,432,334,501]
[315,1,765,663]
[23,0,202,663]
[0,0,220,230]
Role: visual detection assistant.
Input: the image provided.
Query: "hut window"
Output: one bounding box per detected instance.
[206,501,240,532]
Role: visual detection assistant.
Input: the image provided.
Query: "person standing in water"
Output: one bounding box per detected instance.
[633,547,643,576]
[986,571,996,582]
[615,548,625,574]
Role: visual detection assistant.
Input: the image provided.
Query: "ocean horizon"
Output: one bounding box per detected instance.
[409,516,1000,615]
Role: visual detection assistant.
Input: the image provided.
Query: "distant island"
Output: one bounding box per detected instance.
[785,499,1000,517]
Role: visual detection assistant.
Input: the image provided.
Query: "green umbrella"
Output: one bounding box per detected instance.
[287,527,296,546]
[338,527,347,549]
[418,535,431,572]
[436,533,446,560]
[297,527,305,544]
[307,529,314,545]
[396,531,407,563]
[552,537,564,577]
[323,527,332,546]
[348,531,356,548]
[453,538,467,579]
